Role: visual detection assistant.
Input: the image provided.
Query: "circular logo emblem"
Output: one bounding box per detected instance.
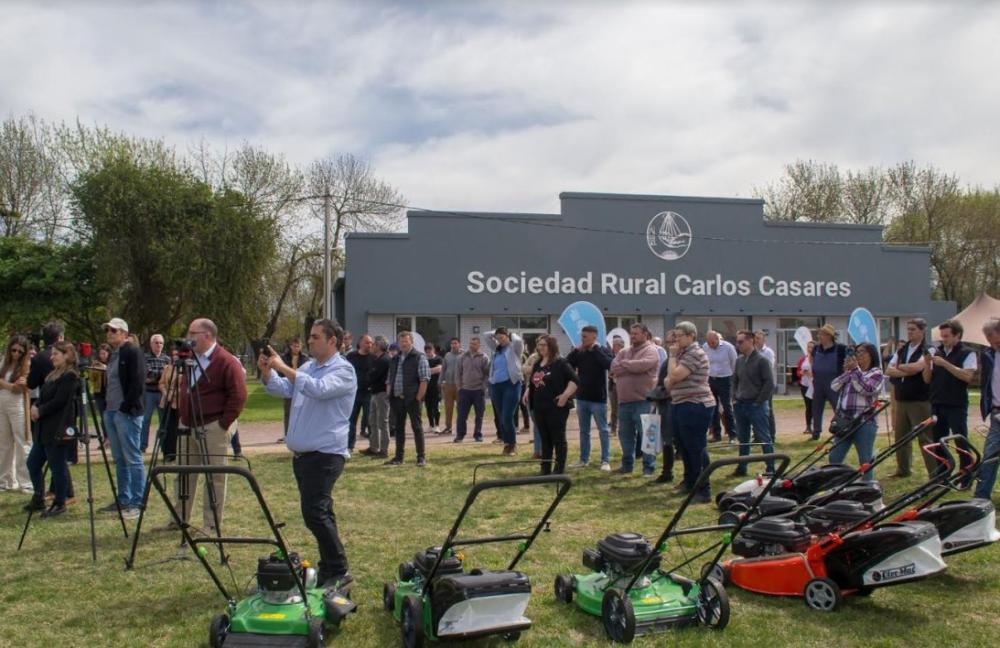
[646,211,692,261]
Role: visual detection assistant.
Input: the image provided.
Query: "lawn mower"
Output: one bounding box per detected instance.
[383,467,572,647]
[148,464,356,647]
[717,411,934,527]
[710,446,951,612]
[553,453,790,643]
[907,440,1000,556]
[716,400,890,513]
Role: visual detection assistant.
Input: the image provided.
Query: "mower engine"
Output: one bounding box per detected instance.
[584,533,661,585]
[256,552,316,605]
[732,518,813,558]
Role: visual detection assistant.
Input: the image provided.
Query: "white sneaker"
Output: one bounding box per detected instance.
[430,426,440,434]
[121,507,141,520]
[600,462,612,472]
[569,461,588,469]
[20,486,35,495]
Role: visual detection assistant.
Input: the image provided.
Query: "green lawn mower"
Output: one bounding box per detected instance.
[553,453,790,643]
[383,466,572,647]
[148,464,356,647]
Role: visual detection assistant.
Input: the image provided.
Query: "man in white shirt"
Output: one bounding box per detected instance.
[703,331,737,443]
[922,319,977,478]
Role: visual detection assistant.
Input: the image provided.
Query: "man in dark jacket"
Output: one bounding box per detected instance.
[974,319,1000,499]
[732,330,775,476]
[923,319,977,478]
[567,325,614,471]
[98,317,147,519]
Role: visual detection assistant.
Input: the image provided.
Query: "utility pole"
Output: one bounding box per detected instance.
[323,193,332,321]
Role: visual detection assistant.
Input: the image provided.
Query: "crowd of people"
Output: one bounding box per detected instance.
[0,312,996,599]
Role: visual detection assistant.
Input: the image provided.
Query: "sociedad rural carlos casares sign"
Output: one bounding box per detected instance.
[466,210,852,298]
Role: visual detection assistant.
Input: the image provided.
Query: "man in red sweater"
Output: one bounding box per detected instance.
[176,318,247,533]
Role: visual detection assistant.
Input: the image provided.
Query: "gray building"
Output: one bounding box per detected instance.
[340,192,955,393]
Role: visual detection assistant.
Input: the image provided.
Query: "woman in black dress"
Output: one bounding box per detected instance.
[25,341,81,518]
[522,335,578,475]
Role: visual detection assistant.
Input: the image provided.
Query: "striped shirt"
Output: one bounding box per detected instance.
[831,366,883,416]
[671,344,715,406]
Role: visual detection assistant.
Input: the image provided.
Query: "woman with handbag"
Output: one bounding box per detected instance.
[828,343,883,482]
[523,335,578,475]
[24,341,81,518]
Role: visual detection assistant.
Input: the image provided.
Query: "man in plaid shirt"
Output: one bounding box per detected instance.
[142,334,169,452]
[385,331,430,467]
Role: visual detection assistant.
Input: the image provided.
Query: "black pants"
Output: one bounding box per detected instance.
[534,406,570,475]
[29,441,69,504]
[349,393,371,450]
[390,397,425,460]
[658,401,675,478]
[292,452,348,580]
[800,385,813,432]
[425,389,440,427]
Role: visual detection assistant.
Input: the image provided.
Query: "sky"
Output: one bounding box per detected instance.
[2,0,998,214]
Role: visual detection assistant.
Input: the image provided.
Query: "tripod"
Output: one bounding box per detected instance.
[17,370,128,561]
[125,345,232,569]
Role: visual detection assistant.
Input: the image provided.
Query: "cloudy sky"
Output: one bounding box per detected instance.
[2,1,998,214]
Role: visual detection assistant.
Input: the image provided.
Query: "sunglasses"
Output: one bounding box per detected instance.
[11,348,25,354]
[106,327,120,333]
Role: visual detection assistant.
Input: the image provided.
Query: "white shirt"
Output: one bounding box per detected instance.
[702,340,737,378]
[927,345,977,372]
[190,342,217,384]
[888,343,924,369]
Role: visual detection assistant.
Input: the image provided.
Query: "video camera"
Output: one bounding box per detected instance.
[173,338,196,358]
[251,338,273,358]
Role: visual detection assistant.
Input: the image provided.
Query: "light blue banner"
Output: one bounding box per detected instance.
[848,307,879,346]
[558,301,606,347]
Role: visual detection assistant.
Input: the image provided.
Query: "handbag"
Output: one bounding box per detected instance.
[640,413,661,454]
[828,391,854,438]
[646,385,669,402]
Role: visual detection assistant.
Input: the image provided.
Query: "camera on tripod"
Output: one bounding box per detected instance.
[173,338,196,356]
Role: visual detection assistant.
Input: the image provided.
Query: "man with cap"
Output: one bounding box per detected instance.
[810,324,847,441]
[98,317,147,519]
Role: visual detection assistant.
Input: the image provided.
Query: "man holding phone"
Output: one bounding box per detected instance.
[259,319,357,589]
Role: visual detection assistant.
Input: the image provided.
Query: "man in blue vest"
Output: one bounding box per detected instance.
[922,319,977,477]
[974,319,1000,499]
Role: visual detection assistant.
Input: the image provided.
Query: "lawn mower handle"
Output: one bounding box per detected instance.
[147,464,312,615]
[622,453,790,593]
[421,473,572,595]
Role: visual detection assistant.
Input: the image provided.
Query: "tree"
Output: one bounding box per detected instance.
[0,114,63,240]
[308,154,404,318]
[0,237,108,339]
[72,153,279,341]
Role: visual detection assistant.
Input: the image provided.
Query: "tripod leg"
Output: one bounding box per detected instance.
[84,439,97,563]
[17,463,48,552]
[124,429,164,570]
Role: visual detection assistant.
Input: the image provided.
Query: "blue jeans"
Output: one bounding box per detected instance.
[829,419,878,482]
[490,380,521,445]
[141,390,163,452]
[455,388,485,440]
[734,401,775,473]
[576,399,610,464]
[104,410,145,508]
[27,442,69,504]
[618,401,656,473]
[673,402,715,495]
[975,412,1000,499]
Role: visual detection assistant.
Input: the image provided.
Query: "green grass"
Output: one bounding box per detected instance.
[2,434,998,647]
[239,382,286,422]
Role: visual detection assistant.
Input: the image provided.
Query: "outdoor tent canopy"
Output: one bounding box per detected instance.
[932,293,999,346]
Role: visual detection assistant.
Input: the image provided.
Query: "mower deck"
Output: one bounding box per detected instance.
[571,572,700,630]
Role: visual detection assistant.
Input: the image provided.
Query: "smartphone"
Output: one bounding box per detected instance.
[252,338,272,357]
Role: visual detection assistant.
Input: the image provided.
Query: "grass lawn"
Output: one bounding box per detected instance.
[2,433,998,647]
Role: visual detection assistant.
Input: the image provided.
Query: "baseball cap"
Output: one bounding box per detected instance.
[102,317,129,333]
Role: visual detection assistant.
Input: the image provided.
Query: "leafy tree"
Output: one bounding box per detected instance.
[0,237,108,339]
[72,154,278,342]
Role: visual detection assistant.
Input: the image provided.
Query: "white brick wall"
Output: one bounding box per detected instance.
[367,314,395,343]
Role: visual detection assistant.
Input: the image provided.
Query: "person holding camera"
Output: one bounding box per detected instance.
[173,318,247,534]
[24,342,80,518]
[99,318,146,519]
[828,343,883,481]
[260,319,356,589]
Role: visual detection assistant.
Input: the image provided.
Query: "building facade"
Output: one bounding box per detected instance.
[341,192,955,393]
